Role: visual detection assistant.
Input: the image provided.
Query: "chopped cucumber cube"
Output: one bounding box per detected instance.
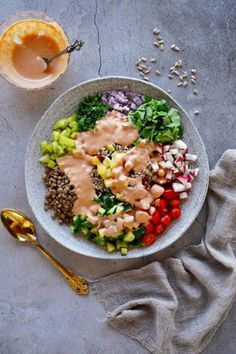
[106,242,116,253]
[107,205,117,215]
[98,207,106,216]
[51,131,60,142]
[59,135,75,147]
[67,114,77,124]
[121,247,128,256]
[53,118,68,130]
[115,205,124,215]
[123,231,135,243]
[116,240,128,250]
[92,236,105,245]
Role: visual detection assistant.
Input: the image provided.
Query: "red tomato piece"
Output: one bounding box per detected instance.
[170,208,181,219]
[151,211,161,224]
[169,198,181,208]
[159,207,168,216]
[163,189,179,200]
[142,233,157,246]
[154,223,166,235]
[159,199,167,210]
[161,215,172,226]
[146,224,154,234]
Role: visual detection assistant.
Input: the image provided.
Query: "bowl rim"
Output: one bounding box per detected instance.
[25,76,209,259]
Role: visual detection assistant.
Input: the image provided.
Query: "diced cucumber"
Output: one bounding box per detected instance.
[116,240,128,250]
[115,205,124,215]
[120,247,128,256]
[107,205,117,215]
[98,207,106,216]
[92,236,105,245]
[53,118,68,130]
[52,141,59,153]
[51,131,60,142]
[106,242,116,253]
[67,114,77,124]
[48,160,56,168]
[40,141,49,154]
[123,231,135,243]
[39,154,51,164]
[61,129,71,138]
[81,227,89,235]
[70,132,78,139]
[98,229,105,237]
[59,135,75,147]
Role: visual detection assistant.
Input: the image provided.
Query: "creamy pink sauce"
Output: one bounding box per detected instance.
[58,111,161,236]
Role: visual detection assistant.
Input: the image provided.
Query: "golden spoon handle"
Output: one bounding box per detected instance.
[35,242,89,295]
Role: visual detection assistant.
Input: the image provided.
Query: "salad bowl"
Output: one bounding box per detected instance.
[25,76,209,259]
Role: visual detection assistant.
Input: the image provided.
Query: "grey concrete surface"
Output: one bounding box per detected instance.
[0,0,235,353]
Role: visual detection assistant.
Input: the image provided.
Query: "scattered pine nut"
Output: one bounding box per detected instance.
[194,110,200,115]
[143,76,149,81]
[179,75,183,81]
[182,81,188,87]
[154,41,160,47]
[168,74,173,79]
[177,82,183,87]
[140,72,145,77]
[170,66,175,71]
[155,70,161,75]
[160,44,164,51]
[191,69,196,74]
[174,46,180,52]
[141,57,147,62]
[151,58,157,63]
[168,90,171,93]
[158,39,164,44]
[153,28,160,35]
[171,44,176,49]
[193,89,198,95]
[174,70,179,76]
[191,78,196,84]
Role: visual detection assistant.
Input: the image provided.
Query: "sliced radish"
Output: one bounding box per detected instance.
[179,192,188,199]
[151,162,159,172]
[159,161,166,169]
[166,171,172,180]
[169,148,178,155]
[165,160,174,169]
[164,152,174,163]
[177,176,189,185]
[172,182,186,192]
[172,140,187,150]
[193,168,199,176]
[185,153,197,161]
[164,144,170,152]
[185,182,192,190]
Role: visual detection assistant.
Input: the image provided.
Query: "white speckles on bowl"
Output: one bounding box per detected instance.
[25,76,209,259]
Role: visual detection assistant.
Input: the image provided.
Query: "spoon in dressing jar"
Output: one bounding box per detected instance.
[0,208,89,295]
[37,39,84,71]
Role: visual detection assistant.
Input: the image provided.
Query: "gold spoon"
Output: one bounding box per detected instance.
[0,209,89,295]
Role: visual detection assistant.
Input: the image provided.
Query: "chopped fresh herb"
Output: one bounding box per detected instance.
[128,97,183,143]
[77,94,111,131]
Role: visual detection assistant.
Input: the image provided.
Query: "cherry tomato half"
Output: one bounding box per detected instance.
[142,233,157,246]
[169,198,181,208]
[159,207,168,216]
[170,208,181,219]
[151,211,161,224]
[154,223,166,235]
[161,215,172,226]
[159,199,167,210]
[146,224,154,234]
[163,189,179,200]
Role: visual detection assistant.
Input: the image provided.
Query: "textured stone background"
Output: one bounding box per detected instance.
[0,0,235,353]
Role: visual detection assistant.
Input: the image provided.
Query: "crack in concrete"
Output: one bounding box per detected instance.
[44,0,48,13]
[94,0,102,77]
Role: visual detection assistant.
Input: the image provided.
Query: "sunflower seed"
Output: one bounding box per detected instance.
[143,76,149,81]
[191,75,196,80]
[153,28,160,35]
[193,89,198,95]
[168,89,171,93]
[179,75,184,81]
[158,39,164,44]
[174,70,179,76]
[151,58,157,63]
[169,66,175,71]
[171,44,176,49]
[191,69,197,74]
[177,82,183,87]
[191,78,196,84]
[139,72,145,77]
[141,57,147,62]
[155,70,161,75]
[160,44,164,51]
[168,74,173,79]
[182,81,188,87]
[174,46,180,52]
[194,110,200,115]
[154,41,160,47]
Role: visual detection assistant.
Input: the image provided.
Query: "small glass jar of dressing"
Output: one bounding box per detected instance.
[0,11,70,90]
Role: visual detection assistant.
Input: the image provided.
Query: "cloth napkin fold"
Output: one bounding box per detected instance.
[92,150,236,354]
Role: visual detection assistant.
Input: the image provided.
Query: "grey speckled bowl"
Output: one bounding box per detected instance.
[25,76,209,259]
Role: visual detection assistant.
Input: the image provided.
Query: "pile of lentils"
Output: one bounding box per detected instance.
[43,167,77,225]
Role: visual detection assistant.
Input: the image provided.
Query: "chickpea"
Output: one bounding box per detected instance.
[158,168,166,177]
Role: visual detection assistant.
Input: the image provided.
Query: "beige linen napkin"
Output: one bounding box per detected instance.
[92,150,236,354]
